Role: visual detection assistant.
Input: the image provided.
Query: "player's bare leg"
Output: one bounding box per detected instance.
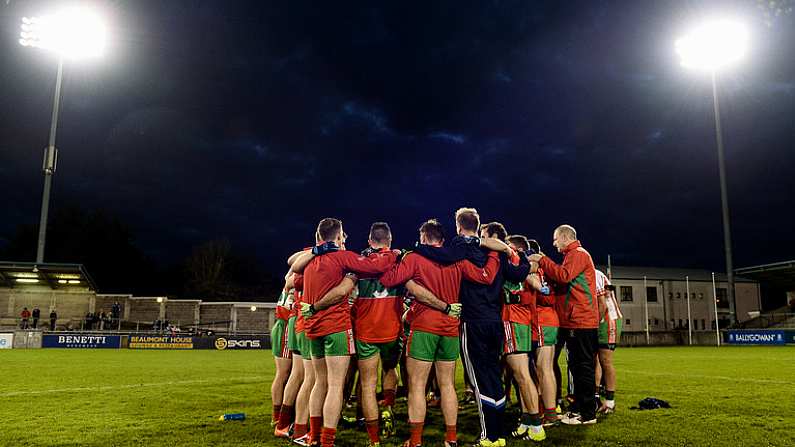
[321,355,351,446]
[598,349,616,413]
[434,360,458,447]
[293,356,315,444]
[271,356,292,425]
[380,366,399,438]
[275,353,304,436]
[535,346,559,425]
[507,353,545,441]
[310,358,328,445]
[405,357,433,447]
[358,355,381,445]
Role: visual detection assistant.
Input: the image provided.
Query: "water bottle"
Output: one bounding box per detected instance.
[219,413,246,421]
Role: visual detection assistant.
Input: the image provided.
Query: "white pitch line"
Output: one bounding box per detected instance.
[0,376,265,398]
[621,369,793,385]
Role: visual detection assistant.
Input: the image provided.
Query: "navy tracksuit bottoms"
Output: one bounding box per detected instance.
[461,321,505,441]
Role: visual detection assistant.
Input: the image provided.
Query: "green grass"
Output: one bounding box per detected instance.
[1,347,794,446]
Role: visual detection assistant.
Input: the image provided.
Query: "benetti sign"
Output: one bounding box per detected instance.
[42,334,122,349]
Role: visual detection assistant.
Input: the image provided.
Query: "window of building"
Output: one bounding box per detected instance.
[678,319,683,328]
[698,293,704,300]
[647,287,658,303]
[701,319,706,330]
[654,318,659,326]
[676,292,681,299]
[692,293,696,300]
[620,286,633,302]
[668,292,673,300]
[625,319,631,325]
[670,319,675,328]
[716,288,729,308]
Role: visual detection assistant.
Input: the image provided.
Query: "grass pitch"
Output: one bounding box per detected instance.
[1,346,794,446]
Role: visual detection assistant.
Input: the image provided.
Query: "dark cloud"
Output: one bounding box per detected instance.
[0,0,793,278]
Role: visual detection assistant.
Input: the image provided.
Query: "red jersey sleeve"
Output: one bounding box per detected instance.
[379,254,418,288]
[458,251,500,284]
[339,250,396,275]
[293,274,304,292]
[539,251,585,285]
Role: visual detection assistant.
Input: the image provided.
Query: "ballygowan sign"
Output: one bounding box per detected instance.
[726,330,794,345]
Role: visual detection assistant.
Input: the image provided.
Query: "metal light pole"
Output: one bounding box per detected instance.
[35,58,64,264]
[710,71,736,324]
[676,19,748,325]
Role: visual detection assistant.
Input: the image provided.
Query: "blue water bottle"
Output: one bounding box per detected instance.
[219,413,246,421]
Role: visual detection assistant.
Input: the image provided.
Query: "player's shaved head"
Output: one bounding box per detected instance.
[317,218,343,242]
[369,222,392,245]
[455,207,480,234]
[419,219,445,244]
[554,224,577,241]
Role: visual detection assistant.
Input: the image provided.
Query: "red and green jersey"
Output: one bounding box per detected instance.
[534,267,559,328]
[501,252,533,325]
[275,289,293,321]
[303,250,396,338]
[353,248,404,343]
[380,251,499,337]
[540,240,598,329]
[595,269,623,321]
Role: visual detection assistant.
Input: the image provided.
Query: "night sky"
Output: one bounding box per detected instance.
[1,0,794,280]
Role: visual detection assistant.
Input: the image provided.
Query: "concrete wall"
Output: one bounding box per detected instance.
[128,298,163,324]
[0,287,95,329]
[199,304,233,331]
[166,300,200,326]
[235,306,271,332]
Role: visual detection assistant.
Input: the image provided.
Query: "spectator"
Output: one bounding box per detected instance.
[85,312,94,330]
[20,307,31,329]
[32,306,41,329]
[99,312,107,330]
[49,309,58,331]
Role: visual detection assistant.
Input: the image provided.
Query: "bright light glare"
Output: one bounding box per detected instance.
[250,306,257,312]
[675,19,748,71]
[19,7,106,59]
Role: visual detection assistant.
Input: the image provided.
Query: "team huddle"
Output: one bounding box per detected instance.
[268,208,623,447]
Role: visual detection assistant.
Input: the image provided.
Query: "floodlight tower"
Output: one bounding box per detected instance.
[676,19,748,325]
[19,7,106,264]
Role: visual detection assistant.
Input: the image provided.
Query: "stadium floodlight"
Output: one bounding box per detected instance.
[250,306,257,312]
[156,297,164,303]
[675,17,748,324]
[20,7,107,59]
[675,19,747,72]
[19,7,107,265]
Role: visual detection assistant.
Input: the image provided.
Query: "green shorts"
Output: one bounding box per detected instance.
[356,338,402,369]
[504,321,532,354]
[533,326,558,349]
[287,316,299,353]
[296,331,311,358]
[406,329,459,362]
[271,318,291,359]
[599,319,622,350]
[309,329,356,358]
